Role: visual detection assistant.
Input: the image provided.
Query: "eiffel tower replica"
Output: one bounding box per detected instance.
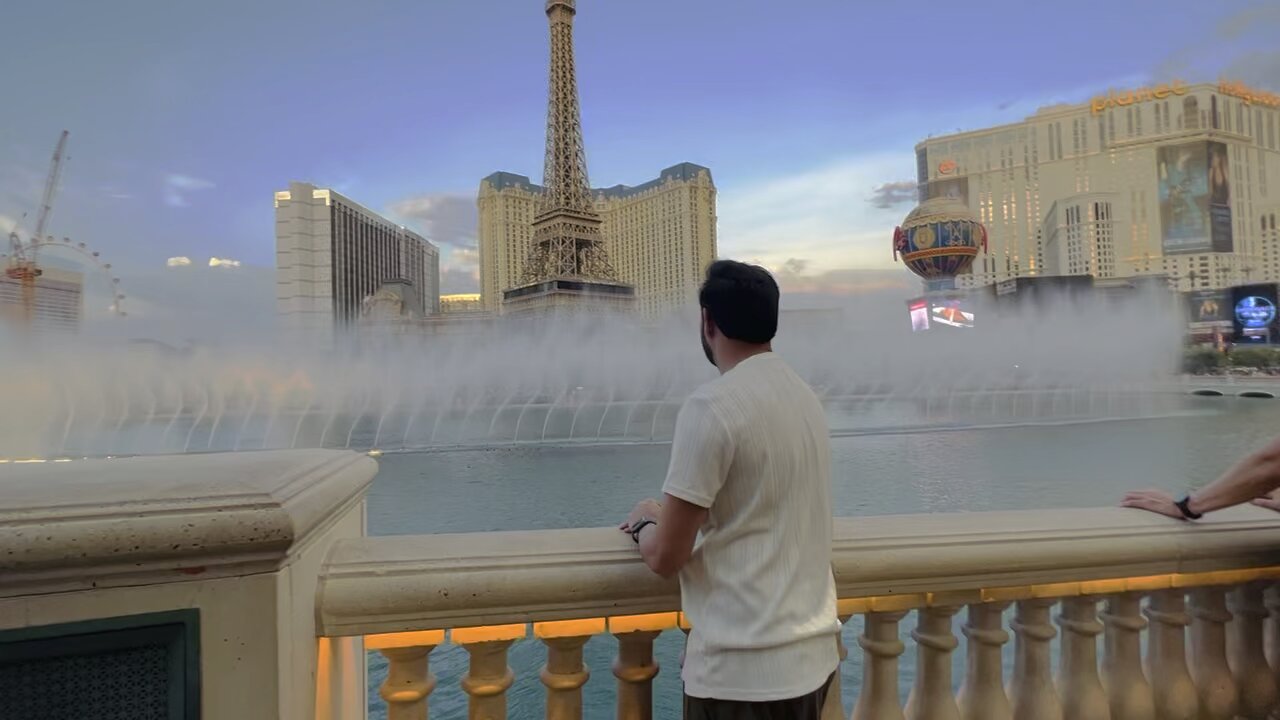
[501,0,635,317]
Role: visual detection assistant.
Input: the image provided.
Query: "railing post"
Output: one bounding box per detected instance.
[376,645,437,717]
[906,605,961,720]
[1229,583,1278,719]
[1010,598,1061,720]
[536,619,602,720]
[1265,585,1280,702]
[1057,596,1109,720]
[454,625,525,720]
[853,610,908,720]
[613,630,660,720]
[958,601,1012,720]
[541,637,591,720]
[1100,593,1154,720]
[1188,587,1238,720]
[379,645,438,720]
[1144,590,1197,720]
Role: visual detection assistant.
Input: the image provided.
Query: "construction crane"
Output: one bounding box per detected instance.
[6,131,69,330]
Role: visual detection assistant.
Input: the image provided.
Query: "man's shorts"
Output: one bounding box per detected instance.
[682,672,837,720]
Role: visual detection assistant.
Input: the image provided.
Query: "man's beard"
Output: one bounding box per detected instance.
[701,330,716,368]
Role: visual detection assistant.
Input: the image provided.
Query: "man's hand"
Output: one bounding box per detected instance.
[1120,489,1183,519]
[620,498,663,533]
[1252,490,1280,511]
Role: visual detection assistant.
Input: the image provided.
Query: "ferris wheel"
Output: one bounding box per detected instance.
[2,233,127,318]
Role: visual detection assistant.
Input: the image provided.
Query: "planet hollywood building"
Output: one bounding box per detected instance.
[914,80,1280,309]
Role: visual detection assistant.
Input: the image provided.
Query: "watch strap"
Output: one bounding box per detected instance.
[1175,496,1202,520]
[630,518,656,543]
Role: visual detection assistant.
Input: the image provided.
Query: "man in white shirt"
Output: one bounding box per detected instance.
[620,260,841,719]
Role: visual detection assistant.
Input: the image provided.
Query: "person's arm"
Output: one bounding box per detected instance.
[620,395,731,575]
[1122,435,1280,518]
[622,495,708,578]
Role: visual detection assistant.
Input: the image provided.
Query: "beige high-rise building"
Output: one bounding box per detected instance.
[478,162,717,318]
[916,80,1280,292]
[275,181,440,343]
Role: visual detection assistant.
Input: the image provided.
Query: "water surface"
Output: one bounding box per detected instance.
[365,395,1280,718]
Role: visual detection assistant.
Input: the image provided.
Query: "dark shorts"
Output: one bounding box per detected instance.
[682,673,837,720]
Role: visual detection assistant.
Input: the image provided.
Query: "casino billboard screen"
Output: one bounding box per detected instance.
[907,298,929,332]
[929,298,975,328]
[1232,284,1278,343]
[1157,141,1233,254]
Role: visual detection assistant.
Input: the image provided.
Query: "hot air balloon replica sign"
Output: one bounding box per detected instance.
[893,195,987,292]
[893,194,987,331]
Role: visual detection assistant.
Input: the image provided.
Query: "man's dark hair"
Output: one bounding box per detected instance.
[698,260,780,344]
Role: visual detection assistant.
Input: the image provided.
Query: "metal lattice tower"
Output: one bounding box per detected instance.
[519,0,619,283]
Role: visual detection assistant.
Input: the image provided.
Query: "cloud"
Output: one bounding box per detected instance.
[437,246,480,294]
[868,180,918,210]
[440,267,479,294]
[1154,5,1280,84]
[1222,50,1280,87]
[1217,4,1280,40]
[0,214,16,234]
[779,258,809,276]
[717,152,915,274]
[777,268,915,297]
[163,174,215,208]
[389,193,477,248]
[768,255,914,299]
[451,247,479,266]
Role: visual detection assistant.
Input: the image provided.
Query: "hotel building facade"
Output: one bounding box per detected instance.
[0,266,82,335]
[477,163,717,319]
[916,80,1280,292]
[275,182,440,342]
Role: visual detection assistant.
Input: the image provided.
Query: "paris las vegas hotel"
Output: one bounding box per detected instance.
[476,163,717,319]
[916,80,1280,292]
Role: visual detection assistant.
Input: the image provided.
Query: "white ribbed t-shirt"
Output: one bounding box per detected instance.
[662,352,840,702]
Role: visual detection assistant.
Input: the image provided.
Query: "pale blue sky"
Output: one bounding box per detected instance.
[2,0,1277,304]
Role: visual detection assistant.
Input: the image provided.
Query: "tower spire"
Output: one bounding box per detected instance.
[517,0,620,283]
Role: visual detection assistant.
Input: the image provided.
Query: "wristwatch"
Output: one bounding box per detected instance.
[1175,495,1203,520]
[630,518,656,543]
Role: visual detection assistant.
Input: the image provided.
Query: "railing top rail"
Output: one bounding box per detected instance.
[316,506,1280,637]
[1,450,376,597]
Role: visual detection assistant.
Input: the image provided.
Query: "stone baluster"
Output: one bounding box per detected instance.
[958,601,1012,720]
[1188,587,1238,720]
[1057,596,1109,720]
[1229,583,1278,719]
[455,625,525,720]
[1100,593,1154,720]
[853,610,908,720]
[1009,598,1061,720]
[906,606,962,720]
[378,645,439,720]
[1265,585,1280,703]
[1144,590,1197,720]
[614,630,660,720]
[535,619,601,720]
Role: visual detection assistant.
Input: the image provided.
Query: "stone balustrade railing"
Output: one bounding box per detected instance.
[316,506,1280,720]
